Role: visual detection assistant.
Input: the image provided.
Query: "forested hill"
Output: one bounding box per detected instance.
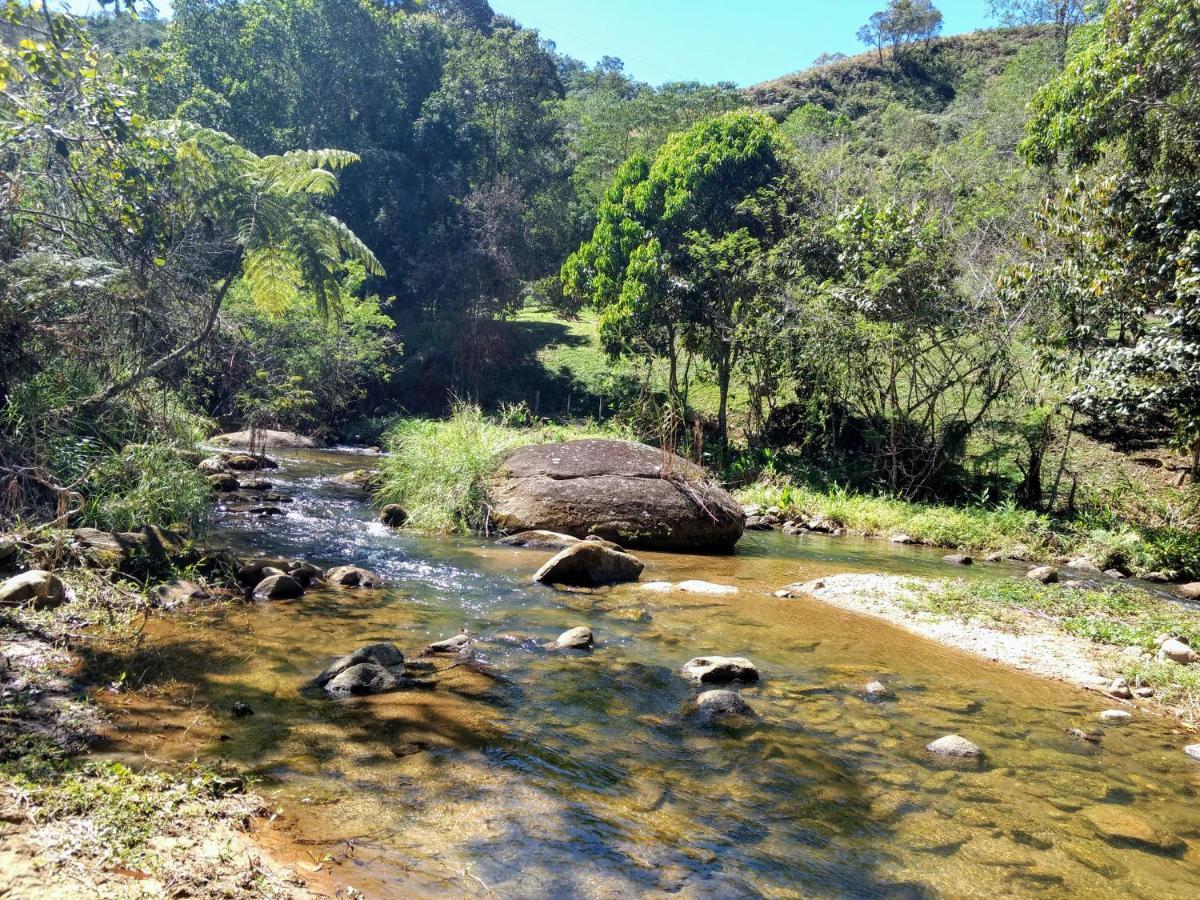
[747,25,1054,119]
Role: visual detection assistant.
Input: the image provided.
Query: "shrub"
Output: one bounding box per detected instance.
[82,445,210,532]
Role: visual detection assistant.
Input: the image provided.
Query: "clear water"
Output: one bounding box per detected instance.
[96,450,1200,898]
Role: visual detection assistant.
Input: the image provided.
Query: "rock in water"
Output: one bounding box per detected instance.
[208,473,240,492]
[942,554,973,566]
[254,573,304,600]
[553,626,594,649]
[0,570,70,608]
[325,663,401,698]
[1027,566,1059,584]
[313,643,406,698]
[676,580,738,595]
[211,429,319,449]
[681,656,759,684]
[926,734,982,758]
[1179,582,1200,599]
[236,558,295,588]
[691,689,756,724]
[1185,744,1200,762]
[496,530,582,551]
[488,439,744,552]
[379,504,408,528]
[426,633,470,654]
[1099,709,1133,724]
[533,542,644,587]
[197,456,229,475]
[1082,805,1186,854]
[225,453,275,471]
[325,565,383,588]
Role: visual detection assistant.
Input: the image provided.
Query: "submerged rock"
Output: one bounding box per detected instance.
[488,439,744,552]
[552,626,594,650]
[681,656,759,684]
[225,453,275,472]
[1082,805,1185,854]
[1099,709,1132,724]
[496,530,581,551]
[332,469,381,490]
[0,570,70,608]
[865,680,891,699]
[325,565,383,588]
[926,734,982,759]
[1027,566,1059,584]
[1185,744,1200,762]
[532,542,644,587]
[676,580,738,595]
[690,689,757,724]
[942,554,973,566]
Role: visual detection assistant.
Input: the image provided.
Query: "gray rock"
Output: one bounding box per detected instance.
[1104,569,1127,580]
[1178,582,1200,599]
[488,439,744,552]
[1066,557,1101,573]
[325,565,383,588]
[552,626,594,650]
[1108,677,1132,699]
[889,533,915,544]
[942,554,973,566]
[744,516,772,531]
[1099,709,1132,724]
[314,643,406,699]
[1185,744,1200,762]
[324,663,400,698]
[254,573,304,600]
[681,656,759,684]
[379,504,407,528]
[236,558,294,588]
[0,536,16,565]
[211,429,318,449]
[865,680,890,698]
[1027,566,1059,584]
[691,689,756,724]
[676,580,738,595]
[926,734,982,758]
[0,570,70,608]
[1158,638,1199,665]
[197,456,229,475]
[496,530,581,551]
[426,633,470,654]
[532,542,644,587]
[287,561,325,587]
[225,452,275,472]
[208,473,240,492]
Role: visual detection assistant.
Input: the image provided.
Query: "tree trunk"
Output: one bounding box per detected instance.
[716,346,732,449]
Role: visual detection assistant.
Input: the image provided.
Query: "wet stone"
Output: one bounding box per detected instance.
[1099,709,1133,724]
[552,626,594,650]
[1082,805,1186,855]
[681,656,759,684]
[926,734,982,759]
[690,689,756,724]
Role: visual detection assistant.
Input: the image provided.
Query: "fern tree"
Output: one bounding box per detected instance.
[0,3,382,415]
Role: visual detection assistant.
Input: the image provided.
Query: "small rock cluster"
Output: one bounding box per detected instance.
[236,557,383,599]
[742,505,843,537]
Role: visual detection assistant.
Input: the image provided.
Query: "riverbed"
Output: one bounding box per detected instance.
[94,449,1200,897]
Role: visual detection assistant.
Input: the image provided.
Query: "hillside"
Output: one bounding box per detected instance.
[747,25,1055,120]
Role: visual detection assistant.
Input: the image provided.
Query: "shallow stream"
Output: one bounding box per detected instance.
[96,449,1200,897]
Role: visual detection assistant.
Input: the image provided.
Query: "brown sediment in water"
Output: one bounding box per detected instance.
[81,450,1200,897]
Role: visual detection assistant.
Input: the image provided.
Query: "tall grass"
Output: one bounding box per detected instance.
[82,444,210,532]
[737,479,1200,577]
[375,403,630,533]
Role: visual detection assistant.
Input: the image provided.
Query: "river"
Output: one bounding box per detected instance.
[95,449,1200,897]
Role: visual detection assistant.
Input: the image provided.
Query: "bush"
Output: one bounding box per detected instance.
[82,445,210,532]
[376,403,628,533]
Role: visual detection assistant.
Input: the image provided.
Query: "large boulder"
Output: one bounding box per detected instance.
[325,565,383,589]
[488,439,743,552]
[211,429,319,449]
[532,541,644,587]
[312,642,407,699]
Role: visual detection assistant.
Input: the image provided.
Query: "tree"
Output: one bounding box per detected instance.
[1020,0,1200,470]
[857,11,889,63]
[858,1,943,63]
[986,0,1099,60]
[563,110,789,445]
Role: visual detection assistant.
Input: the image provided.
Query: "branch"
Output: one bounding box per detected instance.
[60,262,241,418]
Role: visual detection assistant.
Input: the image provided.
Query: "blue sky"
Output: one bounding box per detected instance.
[60,0,995,87]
